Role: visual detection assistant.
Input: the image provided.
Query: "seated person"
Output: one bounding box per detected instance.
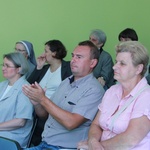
[78,41,150,150]
[118,28,150,82]
[22,40,105,150]
[15,40,37,78]
[28,39,72,98]
[118,28,138,41]
[146,66,150,85]
[89,29,114,90]
[27,39,72,145]
[0,52,33,148]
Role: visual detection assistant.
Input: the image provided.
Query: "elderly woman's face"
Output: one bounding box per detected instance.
[113,52,140,83]
[2,58,19,80]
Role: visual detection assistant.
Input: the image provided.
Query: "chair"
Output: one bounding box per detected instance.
[0,136,22,150]
[26,112,38,147]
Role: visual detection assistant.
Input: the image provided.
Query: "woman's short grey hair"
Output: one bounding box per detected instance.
[3,52,29,76]
[90,29,107,47]
[116,41,149,77]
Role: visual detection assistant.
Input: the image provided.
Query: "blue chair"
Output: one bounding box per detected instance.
[0,136,22,150]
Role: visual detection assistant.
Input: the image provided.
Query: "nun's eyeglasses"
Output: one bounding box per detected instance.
[14,48,26,53]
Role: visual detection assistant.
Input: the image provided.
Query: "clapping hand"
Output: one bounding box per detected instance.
[22,82,46,105]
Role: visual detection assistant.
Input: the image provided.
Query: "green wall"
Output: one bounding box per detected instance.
[0,0,150,81]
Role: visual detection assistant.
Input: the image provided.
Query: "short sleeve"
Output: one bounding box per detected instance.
[131,89,150,120]
[72,86,105,121]
[15,91,33,120]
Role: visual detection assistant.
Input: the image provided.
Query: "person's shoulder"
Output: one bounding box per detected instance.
[60,75,72,84]
[22,78,30,85]
[100,50,113,63]
[146,74,150,85]
[0,80,7,86]
[62,59,70,62]
[85,75,104,90]
[15,77,29,88]
[101,50,112,58]
[62,60,70,65]
[143,84,150,94]
[61,60,72,78]
[28,60,36,67]
[106,83,120,92]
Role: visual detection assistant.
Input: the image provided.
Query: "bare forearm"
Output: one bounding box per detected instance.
[101,133,135,150]
[88,124,102,142]
[0,118,26,131]
[88,112,103,142]
[100,116,150,150]
[88,127,131,150]
[40,96,86,130]
[34,103,48,119]
[85,123,104,150]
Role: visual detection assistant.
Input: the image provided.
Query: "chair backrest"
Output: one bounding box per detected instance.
[26,112,38,147]
[0,136,21,150]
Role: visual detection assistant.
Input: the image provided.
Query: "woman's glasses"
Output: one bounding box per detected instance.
[0,64,16,69]
[14,48,26,53]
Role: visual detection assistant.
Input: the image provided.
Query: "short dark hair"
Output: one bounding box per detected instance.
[78,40,99,60]
[118,28,138,41]
[45,40,67,59]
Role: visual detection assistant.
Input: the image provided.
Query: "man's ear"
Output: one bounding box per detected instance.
[90,59,98,68]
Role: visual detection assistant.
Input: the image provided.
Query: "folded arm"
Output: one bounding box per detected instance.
[0,118,26,131]
[78,111,104,150]
[101,115,150,150]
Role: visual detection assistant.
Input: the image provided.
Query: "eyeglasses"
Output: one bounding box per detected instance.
[0,64,16,68]
[14,48,26,53]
